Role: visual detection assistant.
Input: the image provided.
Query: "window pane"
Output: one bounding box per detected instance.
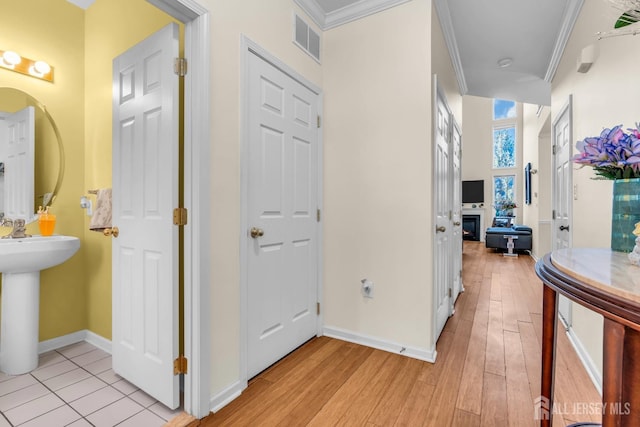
[493,127,516,168]
[493,99,516,120]
[494,175,515,204]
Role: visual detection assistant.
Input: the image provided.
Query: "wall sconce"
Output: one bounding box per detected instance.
[0,49,54,83]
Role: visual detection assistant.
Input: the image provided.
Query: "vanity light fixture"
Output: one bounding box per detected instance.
[0,49,53,83]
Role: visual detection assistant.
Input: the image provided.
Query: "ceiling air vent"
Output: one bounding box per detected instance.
[294,13,321,63]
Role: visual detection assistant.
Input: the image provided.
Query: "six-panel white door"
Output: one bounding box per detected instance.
[246,51,319,378]
[434,91,452,340]
[553,99,573,327]
[112,23,180,409]
[0,107,35,221]
[451,120,463,306]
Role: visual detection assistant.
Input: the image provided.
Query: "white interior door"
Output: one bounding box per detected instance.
[434,86,452,340]
[0,107,35,221]
[246,51,319,378]
[552,97,572,327]
[112,23,180,409]
[451,120,463,306]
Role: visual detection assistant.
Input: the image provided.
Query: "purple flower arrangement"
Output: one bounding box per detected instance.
[572,125,640,180]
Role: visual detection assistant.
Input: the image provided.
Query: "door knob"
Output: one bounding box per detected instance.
[250,227,264,238]
[559,225,570,231]
[103,227,119,238]
[436,225,446,233]
[453,221,461,226]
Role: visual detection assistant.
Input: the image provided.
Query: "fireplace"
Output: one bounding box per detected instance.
[463,214,481,241]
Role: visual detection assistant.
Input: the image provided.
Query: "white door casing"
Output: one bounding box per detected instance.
[434,79,452,341]
[451,120,463,306]
[245,49,320,379]
[552,96,573,327]
[112,23,180,409]
[0,107,35,221]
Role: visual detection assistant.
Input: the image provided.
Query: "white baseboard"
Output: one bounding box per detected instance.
[210,380,244,413]
[85,330,112,354]
[323,325,436,363]
[565,326,603,395]
[38,329,112,355]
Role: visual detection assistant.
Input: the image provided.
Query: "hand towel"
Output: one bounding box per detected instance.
[89,188,112,232]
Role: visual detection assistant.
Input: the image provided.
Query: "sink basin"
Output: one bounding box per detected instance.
[0,235,80,375]
[0,235,80,273]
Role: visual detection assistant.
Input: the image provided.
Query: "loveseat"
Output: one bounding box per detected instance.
[485,224,532,251]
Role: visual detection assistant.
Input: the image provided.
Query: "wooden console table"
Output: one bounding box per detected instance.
[535,248,640,427]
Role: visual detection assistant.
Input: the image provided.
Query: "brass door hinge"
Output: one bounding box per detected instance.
[448,288,452,298]
[174,355,188,375]
[173,208,188,226]
[317,208,321,222]
[174,58,187,76]
[317,115,321,128]
[317,302,320,315]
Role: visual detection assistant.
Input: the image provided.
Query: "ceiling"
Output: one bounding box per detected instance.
[301,0,587,106]
[71,0,589,106]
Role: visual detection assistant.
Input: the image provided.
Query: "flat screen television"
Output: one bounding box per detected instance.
[462,180,484,203]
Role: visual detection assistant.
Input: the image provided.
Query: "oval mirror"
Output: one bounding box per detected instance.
[0,87,64,222]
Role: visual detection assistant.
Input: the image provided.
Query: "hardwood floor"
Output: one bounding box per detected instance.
[190,242,602,426]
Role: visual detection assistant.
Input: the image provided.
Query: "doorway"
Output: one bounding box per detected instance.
[433,76,453,343]
[552,95,573,327]
[143,0,211,418]
[240,37,323,383]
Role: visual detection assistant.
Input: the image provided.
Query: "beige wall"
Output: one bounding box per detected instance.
[202,0,323,395]
[545,0,640,381]
[3,0,467,406]
[521,104,553,259]
[431,3,462,124]
[323,0,435,352]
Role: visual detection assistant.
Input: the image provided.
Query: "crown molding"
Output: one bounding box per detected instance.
[294,0,327,28]
[433,0,467,95]
[295,0,411,30]
[544,0,584,83]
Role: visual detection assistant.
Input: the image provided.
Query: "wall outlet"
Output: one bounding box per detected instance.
[361,279,374,298]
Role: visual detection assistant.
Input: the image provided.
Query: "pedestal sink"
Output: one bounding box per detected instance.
[0,235,80,375]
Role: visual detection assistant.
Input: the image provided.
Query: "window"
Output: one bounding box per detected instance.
[493,126,516,168]
[493,99,516,120]
[492,99,517,214]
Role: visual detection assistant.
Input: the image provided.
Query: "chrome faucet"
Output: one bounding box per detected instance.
[1,218,30,239]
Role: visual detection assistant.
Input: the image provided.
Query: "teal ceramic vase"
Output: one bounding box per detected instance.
[611,178,640,252]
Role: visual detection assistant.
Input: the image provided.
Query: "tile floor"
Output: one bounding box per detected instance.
[0,341,183,427]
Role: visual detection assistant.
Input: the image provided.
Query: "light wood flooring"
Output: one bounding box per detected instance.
[190,241,602,426]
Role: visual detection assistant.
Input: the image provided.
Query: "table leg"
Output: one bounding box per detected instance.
[541,285,558,427]
[621,326,640,426]
[602,318,624,427]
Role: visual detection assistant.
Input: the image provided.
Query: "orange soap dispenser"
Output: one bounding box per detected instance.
[38,206,56,236]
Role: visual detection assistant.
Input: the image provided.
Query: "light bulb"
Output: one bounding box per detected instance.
[1,51,21,68]
[29,60,51,77]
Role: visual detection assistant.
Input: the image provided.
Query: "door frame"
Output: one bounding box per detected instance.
[239,35,324,388]
[451,118,463,306]
[552,95,573,327]
[145,0,211,418]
